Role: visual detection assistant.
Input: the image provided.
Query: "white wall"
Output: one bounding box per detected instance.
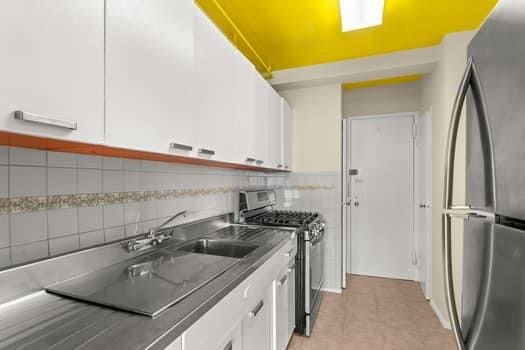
[421,30,476,324]
[343,80,422,117]
[280,85,343,173]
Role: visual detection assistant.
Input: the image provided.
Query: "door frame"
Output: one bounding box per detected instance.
[341,111,431,286]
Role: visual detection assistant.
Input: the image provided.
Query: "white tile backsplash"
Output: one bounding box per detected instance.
[11,241,48,265]
[9,166,46,197]
[47,151,77,168]
[0,146,274,268]
[0,215,9,248]
[103,170,123,193]
[79,230,104,248]
[10,212,47,246]
[48,208,78,238]
[123,171,141,192]
[48,168,77,195]
[103,204,124,228]
[78,169,102,194]
[49,235,79,255]
[0,166,7,197]
[102,157,123,170]
[78,206,103,233]
[9,147,46,166]
[0,248,10,268]
[104,226,125,242]
[0,146,8,165]
[77,154,102,169]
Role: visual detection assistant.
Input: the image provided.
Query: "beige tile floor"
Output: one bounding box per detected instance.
[288,274,457,350]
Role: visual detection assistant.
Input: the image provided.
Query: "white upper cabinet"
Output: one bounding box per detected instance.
[231,49,257,165]
[267,88,283,169]
[254,74,270,167]
[0,0,104,143]
[281,99,293,170]
[105,0,195,155]
[194,8,236,162]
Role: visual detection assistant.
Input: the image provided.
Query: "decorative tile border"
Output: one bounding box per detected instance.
[0,184,336,215]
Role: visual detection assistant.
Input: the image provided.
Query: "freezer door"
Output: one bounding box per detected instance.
[463,220,525,350]
[467,0,525,220]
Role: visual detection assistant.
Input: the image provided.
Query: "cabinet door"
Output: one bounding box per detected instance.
[216,323,242,350]
[267,89,283,170]
[106,0,194,155]
[165,337,182,350]
[286,262,296,339]
[231,49,257,165]
[0,0,104,143]
[281,99,293,171]
[254,74,270,167]
[242,286,272,350]
[194,8,235,162]
[274,270,289,350]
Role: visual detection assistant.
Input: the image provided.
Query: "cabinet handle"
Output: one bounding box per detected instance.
[285,248,295,257]
[288,264,296,272]
[170,142,193,151]
[245,157,256,162]
[284,165,289,170]
[249,300,264,317]
[255,160,264,165]
[198,148,215,156]
[13,110,77,130]
[277,164,283,168]
[223,340,233,350]
[278,274,287,286]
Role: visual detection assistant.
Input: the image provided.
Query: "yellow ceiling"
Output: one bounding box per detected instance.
[196,0,498,72]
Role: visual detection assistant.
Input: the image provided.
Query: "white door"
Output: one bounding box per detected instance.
[0,0,104,143]
[242,287,271,350]
[105,0,194,155]
[415,110,432,298]
[350,114,415,280]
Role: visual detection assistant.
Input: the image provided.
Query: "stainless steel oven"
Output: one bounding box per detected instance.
[239,189,326,336]
[304,231,324,335]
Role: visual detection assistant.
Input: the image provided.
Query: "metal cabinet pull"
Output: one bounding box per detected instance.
[249,300,264,317]
[245,157,256,162]
[198,148,215,156]
[284,165,289,169]
[442,57,497,350]
[169,142,193,151]
[13,110,77,130]
[288,264,296,273]
[278,274,287,286]
[223,340,233,350]
[277,164,283,168]
[255,160,264,165]
[285,248,295,257]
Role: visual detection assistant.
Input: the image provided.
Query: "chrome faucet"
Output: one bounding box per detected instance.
[125,210,187,252]
[149,210,188,236]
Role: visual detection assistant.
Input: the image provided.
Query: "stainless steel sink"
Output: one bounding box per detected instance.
[178,239,259,259]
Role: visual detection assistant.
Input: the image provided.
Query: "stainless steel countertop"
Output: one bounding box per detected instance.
[0,224,295,350]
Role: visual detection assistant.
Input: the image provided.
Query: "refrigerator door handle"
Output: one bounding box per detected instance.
[442,57,497,350]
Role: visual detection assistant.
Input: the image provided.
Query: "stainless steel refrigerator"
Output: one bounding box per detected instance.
[442,0,525,349]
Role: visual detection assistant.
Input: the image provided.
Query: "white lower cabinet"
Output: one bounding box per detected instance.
[274,269,289,350]
[181,237,296,350]
[242,286,272,350]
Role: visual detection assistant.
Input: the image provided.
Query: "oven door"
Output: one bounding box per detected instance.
[305,236,324,326]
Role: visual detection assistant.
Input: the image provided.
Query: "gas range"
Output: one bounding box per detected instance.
[238,189,325,336]
[245,210,325,242]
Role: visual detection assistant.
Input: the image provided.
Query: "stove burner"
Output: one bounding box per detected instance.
[247,210,319,227]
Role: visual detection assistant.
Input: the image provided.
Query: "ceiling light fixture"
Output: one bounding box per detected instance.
[339,0,385,32]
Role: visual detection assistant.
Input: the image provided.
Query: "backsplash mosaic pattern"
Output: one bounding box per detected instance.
[0,146,337,270]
